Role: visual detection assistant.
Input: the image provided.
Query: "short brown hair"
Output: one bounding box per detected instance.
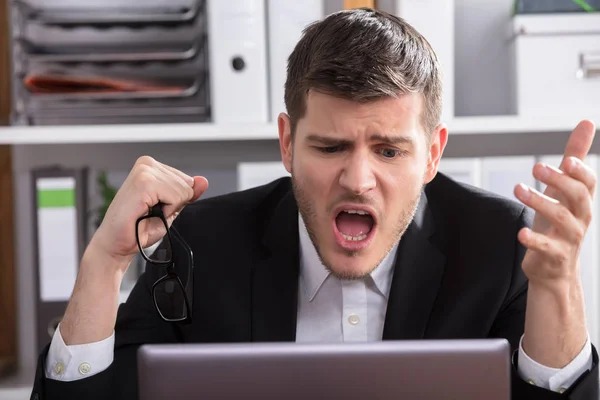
[284,7,443,139]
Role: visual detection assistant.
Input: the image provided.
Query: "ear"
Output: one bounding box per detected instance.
[278,113,293,174]
[423,123,448,184]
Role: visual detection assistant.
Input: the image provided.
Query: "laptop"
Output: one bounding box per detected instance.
[137,339,511,400]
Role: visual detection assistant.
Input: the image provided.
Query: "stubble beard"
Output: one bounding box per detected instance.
[291,172,422,281]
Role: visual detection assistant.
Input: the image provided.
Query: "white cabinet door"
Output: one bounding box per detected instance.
[481,156,537,203]
[438,157,482,187]
[237,161,290,191]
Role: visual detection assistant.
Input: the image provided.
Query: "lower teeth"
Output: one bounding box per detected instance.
[342,233,367,241]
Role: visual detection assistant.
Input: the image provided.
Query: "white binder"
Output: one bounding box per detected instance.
[266,0,323,121]
[539,155,599,347]
[36,176,79,302]
[206,0,269,123]
[438,157,482,187]
[394,0,455,120]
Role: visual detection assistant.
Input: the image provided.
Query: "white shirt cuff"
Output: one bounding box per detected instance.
[44,323,115,381]
[517,333,593,393]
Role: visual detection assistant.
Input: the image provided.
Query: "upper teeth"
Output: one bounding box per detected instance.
[344,209,368,215]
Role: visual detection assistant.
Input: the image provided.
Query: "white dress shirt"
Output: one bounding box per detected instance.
[46,214,593,393]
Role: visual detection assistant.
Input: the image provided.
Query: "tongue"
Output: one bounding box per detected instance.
[336,213,373,237]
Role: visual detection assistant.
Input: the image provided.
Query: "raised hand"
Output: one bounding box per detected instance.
[92,156,209,273]
[514,120,596,368]
[515,120,596,290]
[60,156,208,345]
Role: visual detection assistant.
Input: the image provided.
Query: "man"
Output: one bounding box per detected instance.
[32,8,598,399]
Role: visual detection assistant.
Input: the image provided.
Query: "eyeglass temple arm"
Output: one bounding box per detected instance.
[170,226,193,261]
[150,202,164,217]
[149,202,194,261]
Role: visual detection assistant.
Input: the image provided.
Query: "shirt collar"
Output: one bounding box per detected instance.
[298,213,398,301]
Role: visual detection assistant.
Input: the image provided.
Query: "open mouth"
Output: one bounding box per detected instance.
[333,207,376,250]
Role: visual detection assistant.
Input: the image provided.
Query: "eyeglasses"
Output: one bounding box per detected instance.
[135,203,193,324]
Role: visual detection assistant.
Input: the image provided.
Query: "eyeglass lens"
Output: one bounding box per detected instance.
[154,276,188,321]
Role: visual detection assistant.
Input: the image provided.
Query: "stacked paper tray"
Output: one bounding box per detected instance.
[9,0,210,126]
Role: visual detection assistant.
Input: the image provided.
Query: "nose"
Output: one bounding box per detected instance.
[338,150,376,196]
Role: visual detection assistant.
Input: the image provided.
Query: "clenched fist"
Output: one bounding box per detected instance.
[90,156,208,274]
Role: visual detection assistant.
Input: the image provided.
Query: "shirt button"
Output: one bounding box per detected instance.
[54,362,64,375]
[526,379,536,386]
[79,362,91,375]
[348,314,360,325]
[558,387,566,394]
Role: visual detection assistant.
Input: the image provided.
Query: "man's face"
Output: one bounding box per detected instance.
[279,91,447,279]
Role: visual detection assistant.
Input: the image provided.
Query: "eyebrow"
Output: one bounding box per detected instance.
[306,134,351,146]
[306,133,414,146]
[369,134,414,145]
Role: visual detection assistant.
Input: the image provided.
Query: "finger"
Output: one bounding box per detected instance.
[518,228,569,273]
[157,183,193,221]
[154,163,195,203]
[560,120,595,168]
[133,156,191,205]
[156,162,195,188]
[563,157,597,196]
[163,176,208,224]
[136,165,191,221]
[191,176,209,201]
[518,227,559,256]
[153,161,208,202]
[154,166,194,209]
[514,183,584,244]
[162,177,208,226]
[532,163,593,222]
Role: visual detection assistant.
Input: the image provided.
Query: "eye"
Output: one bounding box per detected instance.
[317,146,341,154]
[378,148,403,159]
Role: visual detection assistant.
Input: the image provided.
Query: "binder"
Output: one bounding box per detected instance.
[438,157,482,187]
[266,0,323,121]
[32,166,87,353]
[539,155,599,346]
[394,0,455,120]
[206,0,269,123]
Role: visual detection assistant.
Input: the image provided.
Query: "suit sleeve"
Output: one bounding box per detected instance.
[30,242,181,400]
[488,206,599,400]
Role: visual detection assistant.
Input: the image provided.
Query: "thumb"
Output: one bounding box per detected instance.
[191,176,209,201]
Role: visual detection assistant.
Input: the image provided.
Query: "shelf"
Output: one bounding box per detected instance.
[0,122,280,144]
[0,115,597,145]
[447,115,597,135]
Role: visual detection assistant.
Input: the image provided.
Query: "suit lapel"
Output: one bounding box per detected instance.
[251,186,300,342]
[383,192,446,340]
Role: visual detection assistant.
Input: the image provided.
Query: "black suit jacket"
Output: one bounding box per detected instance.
[31,173,599,400]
